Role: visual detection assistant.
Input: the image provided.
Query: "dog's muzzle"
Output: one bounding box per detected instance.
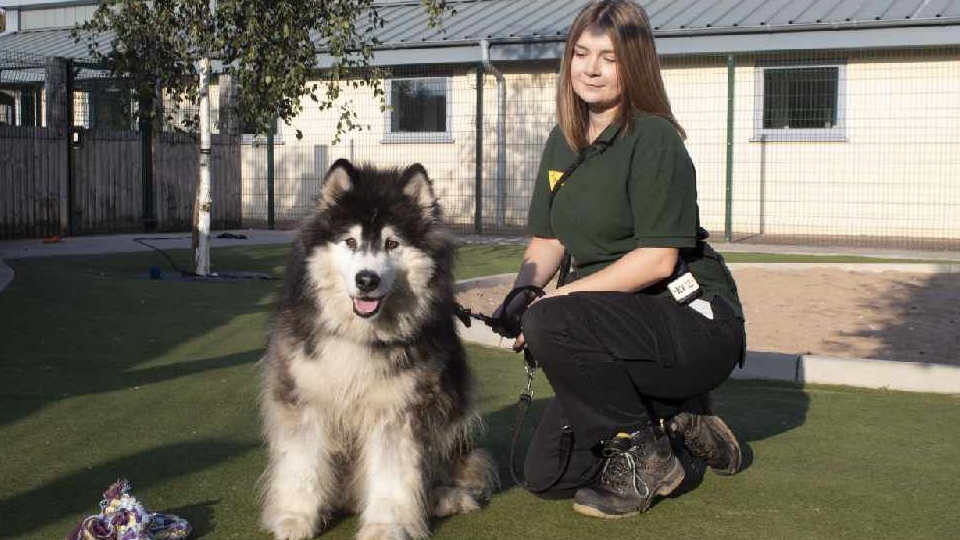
[353,270,383,318]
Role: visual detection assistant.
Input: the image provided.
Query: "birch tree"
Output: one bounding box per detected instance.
[75,0,449,275]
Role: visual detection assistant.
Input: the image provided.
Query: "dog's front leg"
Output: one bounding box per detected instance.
[261,404,337,540]
[357,417,429,540]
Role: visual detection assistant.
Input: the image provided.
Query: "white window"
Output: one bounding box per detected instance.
[384,77,452,143]
[754,63,846,142]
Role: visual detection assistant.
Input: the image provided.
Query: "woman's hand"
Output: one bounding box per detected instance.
[512,332,526,352]
[509,288,567,352]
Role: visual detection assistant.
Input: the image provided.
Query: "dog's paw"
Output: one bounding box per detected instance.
[269,514,316,540]
[356,521,428,540]
[431,486,481,517]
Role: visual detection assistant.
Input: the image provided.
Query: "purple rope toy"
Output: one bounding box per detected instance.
[65,479,191,540]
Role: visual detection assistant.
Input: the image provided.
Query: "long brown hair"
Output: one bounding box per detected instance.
[557,0,685,151]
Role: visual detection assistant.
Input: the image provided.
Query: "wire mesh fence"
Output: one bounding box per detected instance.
[244,47,959,250]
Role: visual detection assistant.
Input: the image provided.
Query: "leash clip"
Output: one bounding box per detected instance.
[522,364,537,401]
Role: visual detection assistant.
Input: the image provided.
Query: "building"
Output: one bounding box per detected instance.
[1,0,959,246]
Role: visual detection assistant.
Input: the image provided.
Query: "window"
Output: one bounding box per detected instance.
[0,91,16,125]
[385,77,452,143]
[754,63,846,142]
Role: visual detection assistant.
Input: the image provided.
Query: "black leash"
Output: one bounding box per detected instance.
[454,285,558,489]
[454,283,577,491]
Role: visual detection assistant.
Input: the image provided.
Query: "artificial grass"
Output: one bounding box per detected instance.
[1,244,958,540]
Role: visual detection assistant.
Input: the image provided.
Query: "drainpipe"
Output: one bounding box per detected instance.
[480,40,506,228]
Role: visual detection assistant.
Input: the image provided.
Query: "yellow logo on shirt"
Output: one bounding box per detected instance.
[548,170,564,191]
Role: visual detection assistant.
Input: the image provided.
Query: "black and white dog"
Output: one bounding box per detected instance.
[259,159,497,540]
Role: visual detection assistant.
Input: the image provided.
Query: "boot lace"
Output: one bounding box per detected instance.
[600,443,650,498]
[680,415,719,461]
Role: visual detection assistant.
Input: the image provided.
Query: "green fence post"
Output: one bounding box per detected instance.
[725,54,735,242]
[267,125,275,230]
[474,64,484,235]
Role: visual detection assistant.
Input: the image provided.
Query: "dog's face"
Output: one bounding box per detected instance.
[329,223,406,319]
[293,159,449,342]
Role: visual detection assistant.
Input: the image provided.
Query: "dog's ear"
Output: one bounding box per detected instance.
[401,163,439,219]
[320,159,356,207]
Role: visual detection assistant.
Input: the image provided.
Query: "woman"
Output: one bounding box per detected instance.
[498,0,746,518]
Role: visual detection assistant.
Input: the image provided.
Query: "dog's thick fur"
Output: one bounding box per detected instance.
[259,159,497,540]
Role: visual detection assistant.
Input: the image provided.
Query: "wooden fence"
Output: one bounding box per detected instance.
[153,132,241,233]
[0,125,241,239]
[0,126,67,239]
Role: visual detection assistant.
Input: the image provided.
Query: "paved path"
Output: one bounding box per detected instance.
[0,230,296,293]
[2,229,959,394]
[0,229,296,260]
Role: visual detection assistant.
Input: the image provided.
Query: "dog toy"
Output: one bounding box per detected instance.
[64,479,191,540]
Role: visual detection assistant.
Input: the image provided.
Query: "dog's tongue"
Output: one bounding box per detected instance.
[354,298,380,315]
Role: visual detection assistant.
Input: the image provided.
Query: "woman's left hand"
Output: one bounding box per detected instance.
[510,289,568,352]
[512,332,526,352]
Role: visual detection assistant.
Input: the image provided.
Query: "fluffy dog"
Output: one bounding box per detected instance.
[259,159,497,540]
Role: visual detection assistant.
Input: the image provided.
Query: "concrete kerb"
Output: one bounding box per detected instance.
[453,272,960,395]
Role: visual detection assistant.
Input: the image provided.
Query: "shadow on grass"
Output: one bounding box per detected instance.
[0,251,278,538]
[0,440,257,540]
[163,500,220,539]
[480,378,810,498]
[0,351,260,426]
[0,252,280,426]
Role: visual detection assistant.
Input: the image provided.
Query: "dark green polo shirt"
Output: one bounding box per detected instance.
[527,112,743,318]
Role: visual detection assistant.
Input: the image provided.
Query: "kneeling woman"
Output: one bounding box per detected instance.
[499,0,746,518]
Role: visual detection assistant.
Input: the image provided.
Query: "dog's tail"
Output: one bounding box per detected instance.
[431,449,499,517]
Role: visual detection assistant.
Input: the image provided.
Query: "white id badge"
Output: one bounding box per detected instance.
[667,272,701,304]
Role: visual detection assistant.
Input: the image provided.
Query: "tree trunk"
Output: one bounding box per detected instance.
[193,56,212,276]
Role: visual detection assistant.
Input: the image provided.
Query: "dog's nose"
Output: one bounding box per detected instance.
[355,270,381,293]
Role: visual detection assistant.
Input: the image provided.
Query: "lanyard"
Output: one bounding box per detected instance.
[546,124,623,285]
[547,124,624,209]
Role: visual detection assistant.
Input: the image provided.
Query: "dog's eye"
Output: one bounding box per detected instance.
[384,239,400,251]
[344,238,358,250]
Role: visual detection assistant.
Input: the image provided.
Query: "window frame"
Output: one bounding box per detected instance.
[753,60,848,142]
[383,76,453,144]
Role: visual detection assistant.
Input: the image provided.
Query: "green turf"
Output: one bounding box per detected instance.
[1,244,957,540]
[454,244,527,279]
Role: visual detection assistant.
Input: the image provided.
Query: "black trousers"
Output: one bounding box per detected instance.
[520,292,744,495]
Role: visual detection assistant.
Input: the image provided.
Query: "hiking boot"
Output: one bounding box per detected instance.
[572,427,685,519]
[668,411,742,475]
